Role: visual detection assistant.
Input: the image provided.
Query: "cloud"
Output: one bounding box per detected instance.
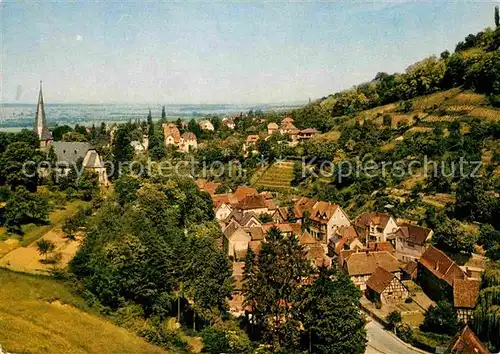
[74,35,83,41]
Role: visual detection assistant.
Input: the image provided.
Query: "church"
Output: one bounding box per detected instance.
[34,82,108,185]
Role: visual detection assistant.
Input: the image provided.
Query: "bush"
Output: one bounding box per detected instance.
[396,323,414,343]
[420,301,459,336]
[386,310,402,330]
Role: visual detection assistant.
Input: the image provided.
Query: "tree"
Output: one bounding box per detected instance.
[299,267,367,354]
[258,213,272,223]
[3,186,49,234]
[420,301,459,336]
[495,6,499,28]
[113,123,135,167]
[0,141,41,191]
[147,109,154,138]
[52,125,73,141]
[433,217,478,254]
[243,226,310,352]
[114,174,141,206]
[386,310,402,331]
[455,176,495,223]
[473,263,500,351]
[161,106,166,122]
[36,239,55,260]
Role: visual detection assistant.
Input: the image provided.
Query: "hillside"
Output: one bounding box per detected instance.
[253,160,294,191]
[0,269,168,354]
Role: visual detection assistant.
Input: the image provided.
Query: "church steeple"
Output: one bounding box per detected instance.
[34,80,52,142]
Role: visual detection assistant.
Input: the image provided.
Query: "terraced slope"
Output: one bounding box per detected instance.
[253,160,295,191]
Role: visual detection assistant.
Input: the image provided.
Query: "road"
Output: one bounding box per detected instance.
[365,320,423,354]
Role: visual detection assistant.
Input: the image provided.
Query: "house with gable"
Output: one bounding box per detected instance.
[444,325,490,354]
[52,142,109,185]
[222,225,263,261]
[198,119,215,131]
[298,128,319,141]
[395,223,433,262]
[366,266,409,305]
[272,207,290,223]
[354,212,399,244]
[343,250,401,290]
[267,122,279,135]
[308,201,351,244]
[179,132,197,152]
[223,210,261,230]
[243,135,259,153]
[212,194,236,221]
[417,245,466,302]
[453,279,480,324]
[234,194,270,216]
[329,225,364,257]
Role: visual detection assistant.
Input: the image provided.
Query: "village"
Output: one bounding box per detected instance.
[21,80,493,353]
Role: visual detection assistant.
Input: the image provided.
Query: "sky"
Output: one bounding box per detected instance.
[0,1,498,104]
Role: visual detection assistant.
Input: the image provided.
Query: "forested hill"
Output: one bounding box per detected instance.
[290,22,500,132]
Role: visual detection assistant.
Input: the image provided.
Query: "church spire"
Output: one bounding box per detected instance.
[34,81,52,141]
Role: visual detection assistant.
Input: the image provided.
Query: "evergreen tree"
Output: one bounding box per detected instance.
[495,6,499,28]
[299,267,367,354]
[161,105,166,122]
[147,109,154,139]
[243,226,310,352]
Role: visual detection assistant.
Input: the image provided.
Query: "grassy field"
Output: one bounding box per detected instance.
[0,269,167,354]
[21,200,89,247]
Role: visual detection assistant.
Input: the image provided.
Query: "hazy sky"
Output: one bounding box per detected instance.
[1,1,497,104]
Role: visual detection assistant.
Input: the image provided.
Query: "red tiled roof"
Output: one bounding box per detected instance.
[397,223,432,245]
[162,123,181,143]
[453,279,480,309]
[233,186,258,202]
[293,196,317,217]
[419,246,465,286]
[299,231,317,245]
[367,241,395,254]
[273,207,289,221]
[236,194,268,210]
[201,181,220,195]
[299,128,319,134]
[403,260,418,276]
[246,135,259,143]
[346,251,400,276]
[355,212,393,229]
[212,193,235,208]
[181,132,197,140]
[446,326,490,354]
[336,225,359,241]
[309,201,340,224]
[366,267,396,293]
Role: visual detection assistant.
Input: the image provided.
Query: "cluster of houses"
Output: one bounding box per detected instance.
[244,117,319,153]
[196,181,485,330]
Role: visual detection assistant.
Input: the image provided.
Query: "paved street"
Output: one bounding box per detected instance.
[365,320,423,354]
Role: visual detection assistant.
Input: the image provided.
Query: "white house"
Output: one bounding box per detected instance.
[294,198,351,244]
[354,212,399,244]
[198,119,215,131]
